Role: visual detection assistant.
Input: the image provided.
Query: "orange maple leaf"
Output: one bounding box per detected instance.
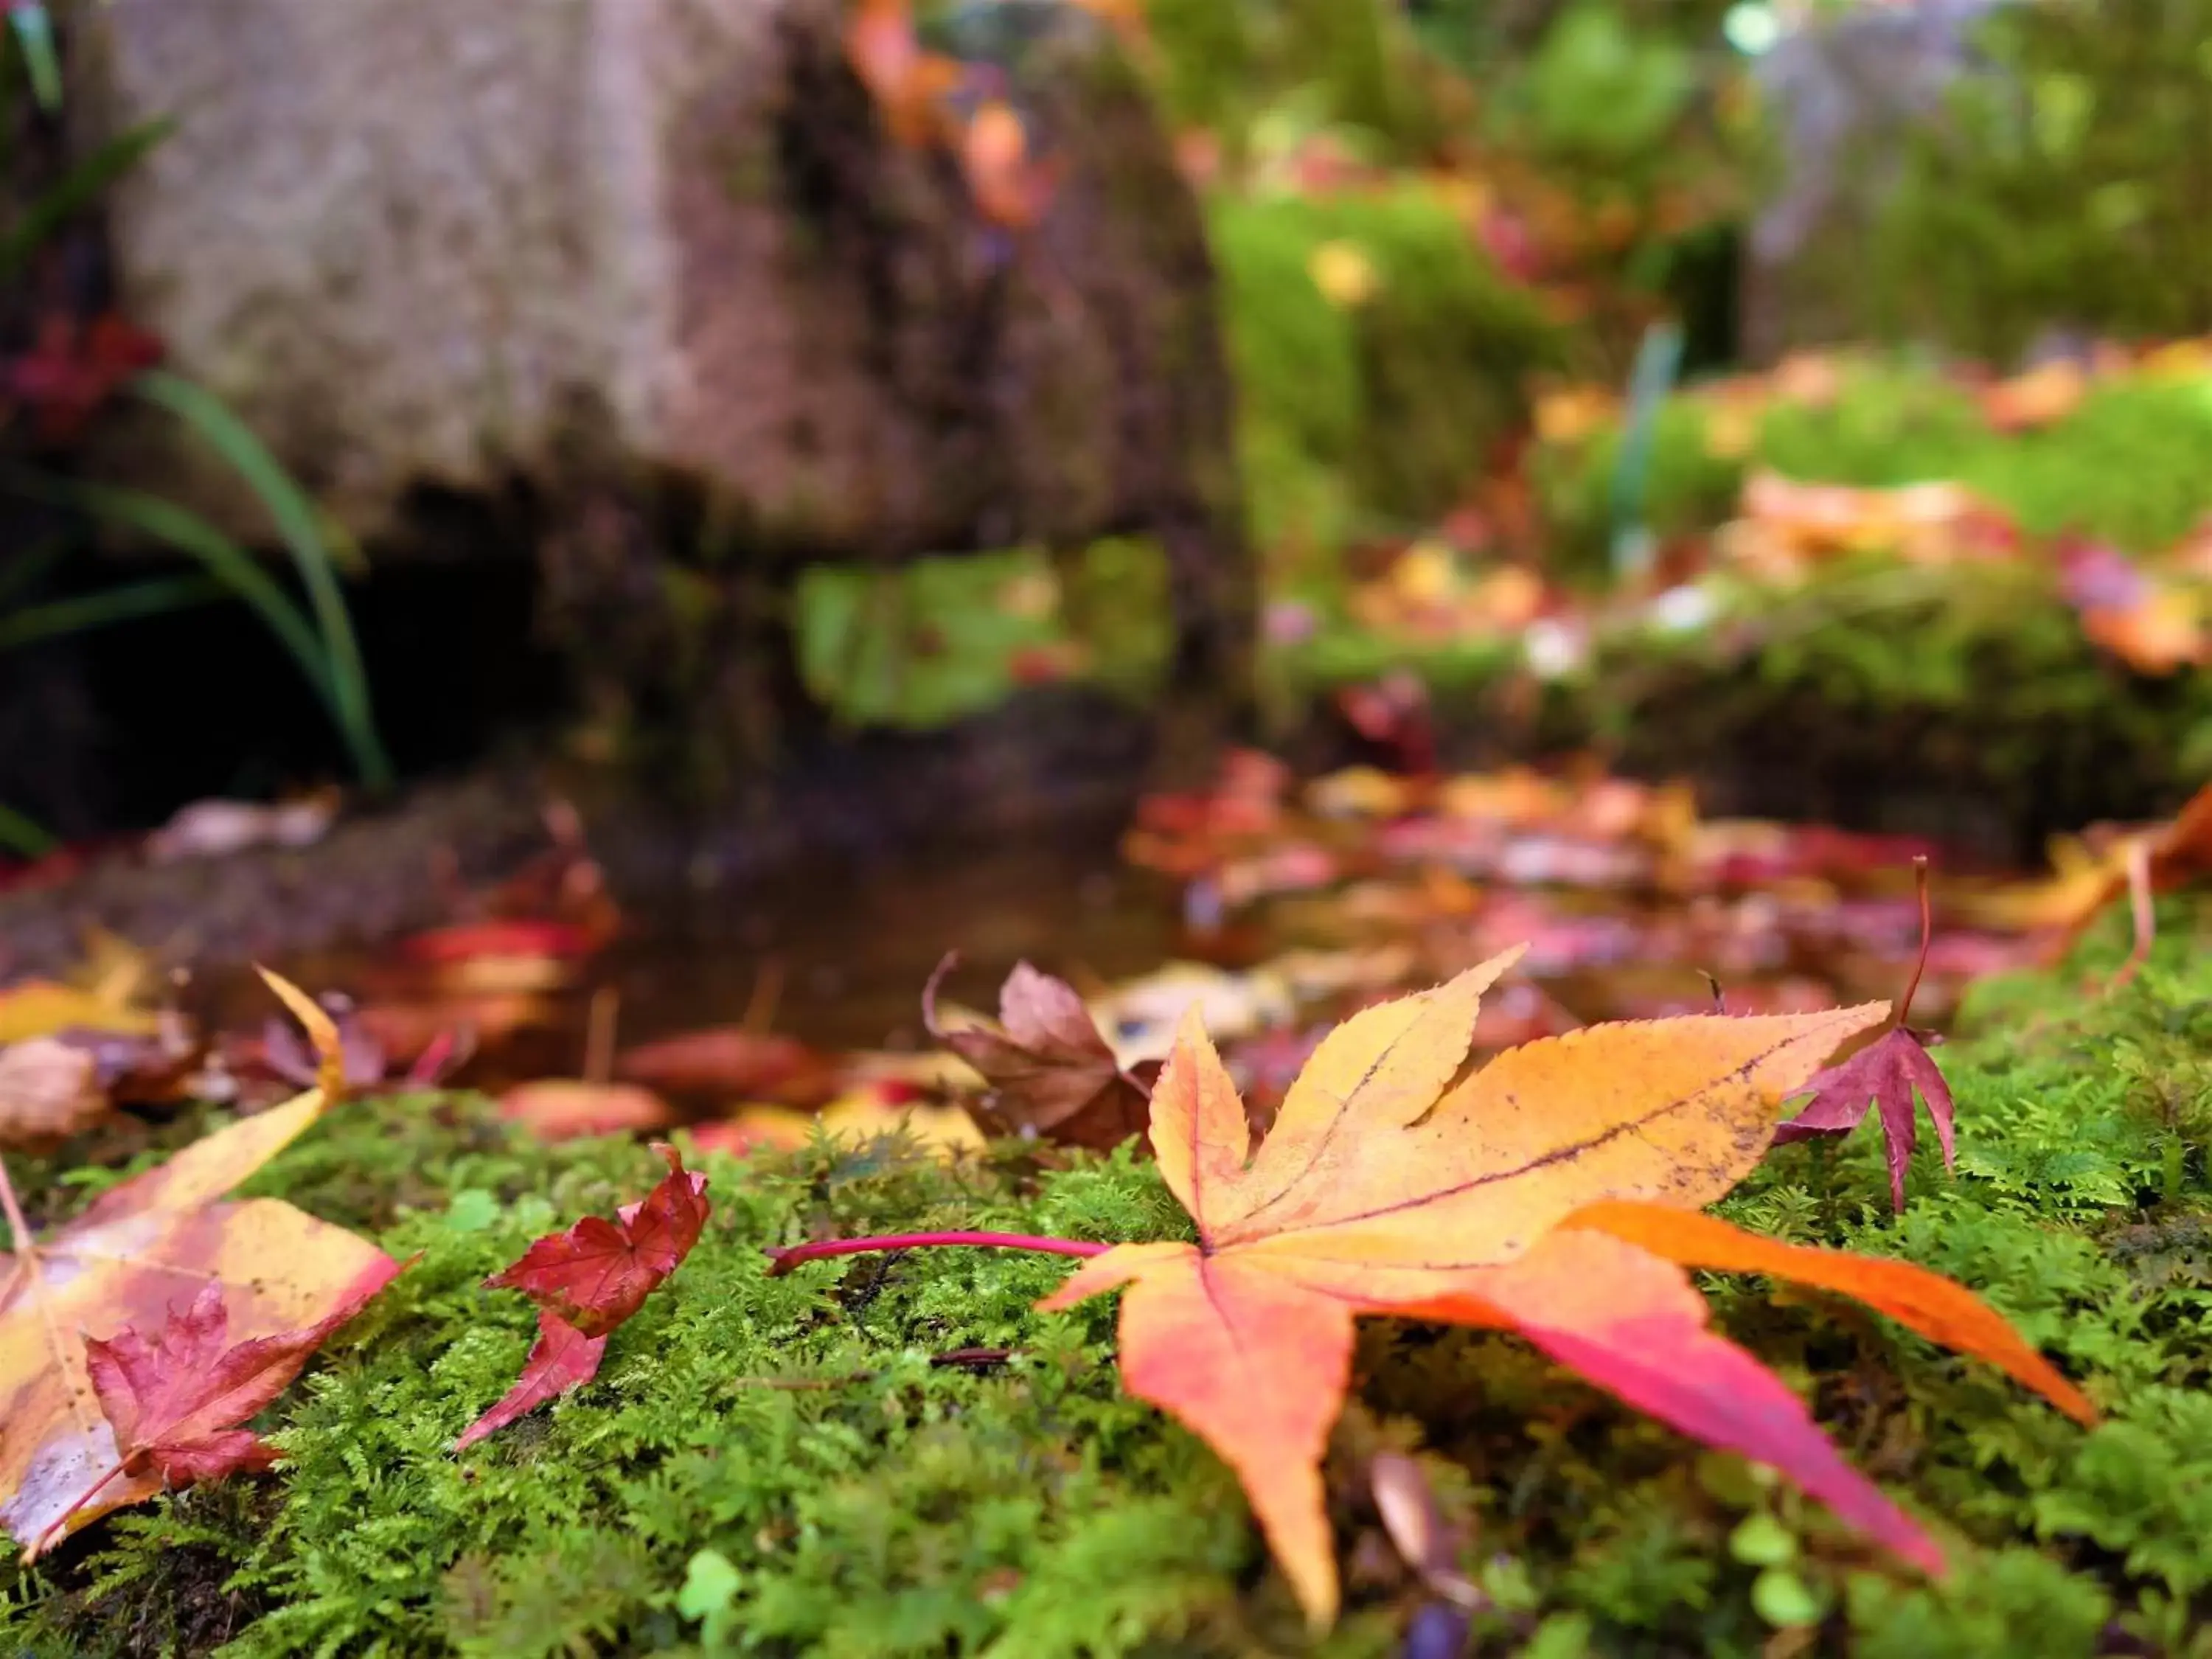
[1040,956,2094,1620]
[773,951,2098,1625]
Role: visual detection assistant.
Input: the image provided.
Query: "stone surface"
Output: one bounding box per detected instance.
[71,0,1243,574]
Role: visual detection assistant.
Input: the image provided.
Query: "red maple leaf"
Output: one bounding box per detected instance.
[1773,858,1954,1211]
[481,1142,707,1338]
[456,1143,707,1447]
[452,1312,605,1453]
[49,1256,405,1542]
[6,311,163,445]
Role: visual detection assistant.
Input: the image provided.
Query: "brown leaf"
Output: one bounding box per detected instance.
[923,954,1152,1150]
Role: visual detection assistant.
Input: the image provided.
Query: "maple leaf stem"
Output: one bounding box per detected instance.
[763,1230,1110,1277]
[32,1458,129,1557]
[0,1150,35,1259]
[0,1152,55,1328]
[1897,855,1933,1029]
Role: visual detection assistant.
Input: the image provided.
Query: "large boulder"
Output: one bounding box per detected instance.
[70,0,1248,686]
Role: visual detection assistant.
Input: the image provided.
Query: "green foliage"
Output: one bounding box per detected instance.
[1514,3,1701,171]
[10,925,2212,1654]
[1538,357,2212,566]
[1211,183,1564,572]
[792,540,1172,731]
[1869,0,2212,359]
[0,47,390,809]
[1139,0,1447,164]
[1492,354,2212,818]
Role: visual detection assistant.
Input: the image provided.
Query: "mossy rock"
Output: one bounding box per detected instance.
[10,911,2212,1655]
[1534,357,2212,578]
[1493,352,2212,840]
[1270,554,2212,852]
[1585,563,2212,849]
[1211,184,1566,571]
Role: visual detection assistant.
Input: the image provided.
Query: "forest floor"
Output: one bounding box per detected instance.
[4,747,2209,1659]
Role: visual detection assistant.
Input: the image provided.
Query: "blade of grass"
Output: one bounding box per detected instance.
[4,468,354,746]
[0,573,227,653]
[0,799,55,859]
[0,536,65,609]
[131,371,390,789]
[0,117,173,280]
[7,2,60,112]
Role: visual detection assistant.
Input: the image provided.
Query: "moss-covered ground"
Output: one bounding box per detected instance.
[1262,349,2212,836]
[6,904,2211,1657]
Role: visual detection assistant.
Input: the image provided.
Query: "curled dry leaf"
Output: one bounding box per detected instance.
[251,1004,468,1097]
[1037,954,2093,1624]
[1955,777,2212,946]
[456,1144,708,1447]
[923,954,1154,1150]
[1,970,396,1557]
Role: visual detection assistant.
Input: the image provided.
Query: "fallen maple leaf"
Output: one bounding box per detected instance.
[1,970,397,1555]
[0,978,161,1046]
[614,1026,838,1106]
[48,1257,405,1546]
[253,998,468,1100]
[453,1311,605,1452]
[1773,858,1952,1210]
[1953,778,2212,970]
[923,954,1155,1150]
[770,950,2096,1624]
[498,1079,674,1143]
[456,1143,708,1447]
[1980,358,2087,433]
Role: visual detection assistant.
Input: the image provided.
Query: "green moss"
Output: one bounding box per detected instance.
[1537,356,2212,566]
[10,919,2212,1655]
[1268,548,2212,836]
[1864,0,2212,359]
[1140,0,1449,162]
[790,540,1174,732]
[1211,184,1565,571]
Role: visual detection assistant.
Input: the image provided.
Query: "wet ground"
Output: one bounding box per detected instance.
[178,750,2076,1134]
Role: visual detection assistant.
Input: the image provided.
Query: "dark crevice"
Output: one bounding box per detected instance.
[0,546,565,840]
